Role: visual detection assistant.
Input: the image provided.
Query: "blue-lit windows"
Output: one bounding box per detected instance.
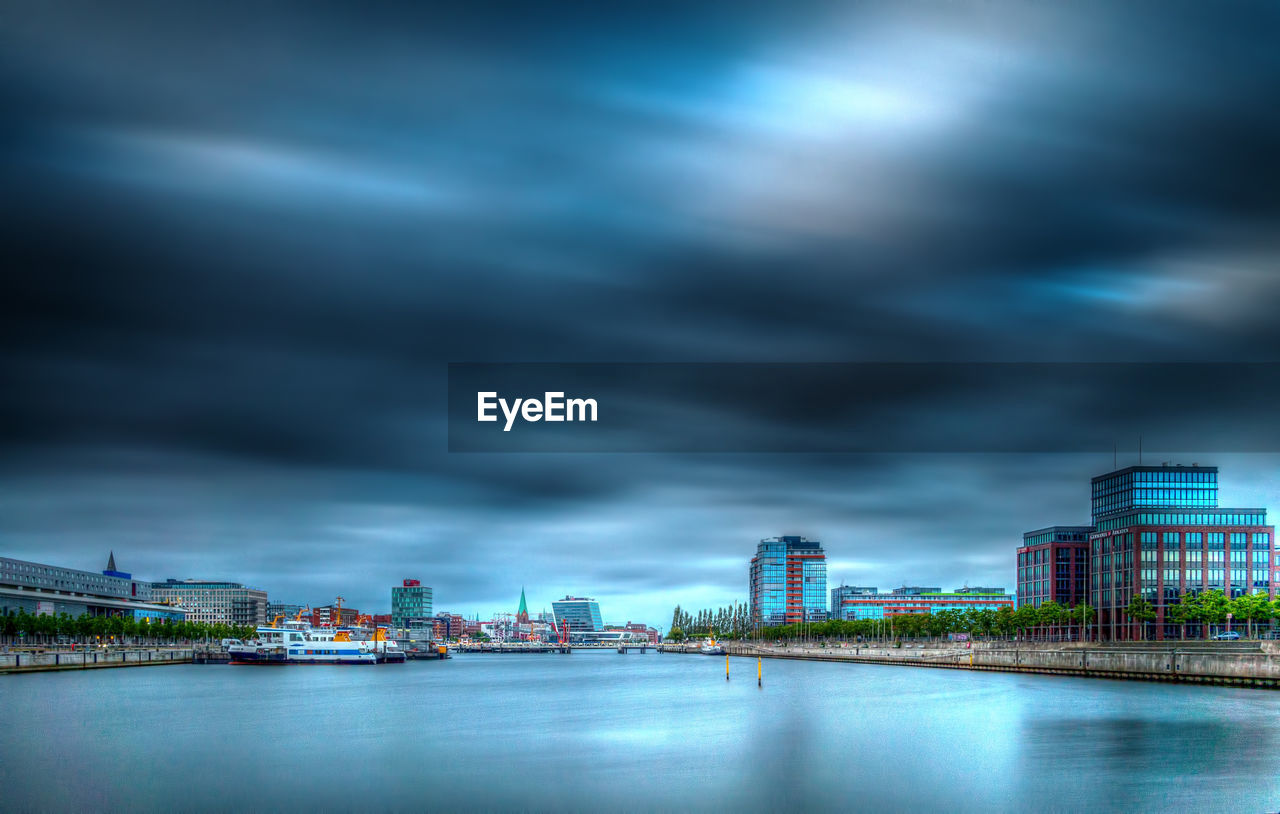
[1254,533,1271,548]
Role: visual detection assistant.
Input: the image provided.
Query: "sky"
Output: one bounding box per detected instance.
[3,1,1280,628]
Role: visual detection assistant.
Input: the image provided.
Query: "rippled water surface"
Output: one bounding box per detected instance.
[2,652,1278,812]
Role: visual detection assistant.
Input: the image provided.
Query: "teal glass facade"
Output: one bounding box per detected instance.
[749,536,827,627]
[391,580,432,628]
[1091,465,1218,523]
[551,596,603,631]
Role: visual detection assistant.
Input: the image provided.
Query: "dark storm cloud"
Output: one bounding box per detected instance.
[3,1,1280,622]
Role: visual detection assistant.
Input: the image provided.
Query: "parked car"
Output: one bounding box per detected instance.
[1212,631,1241,640]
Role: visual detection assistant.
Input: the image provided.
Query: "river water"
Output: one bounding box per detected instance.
[2,651,1277,812]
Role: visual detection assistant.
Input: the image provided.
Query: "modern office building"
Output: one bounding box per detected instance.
[1087,464,1275,641]
[1017,526,1092,608]
[551,596,603,632]
[831,586,1013,620]
[830,585,878,618]
[150,579,268,627]
[267,602,307,622]
[749,535,828,627]
[391,579,432,629]
[0,554,185,621]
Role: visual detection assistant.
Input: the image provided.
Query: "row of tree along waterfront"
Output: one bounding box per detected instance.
[669,589,1280,642]
[0,611,256,646]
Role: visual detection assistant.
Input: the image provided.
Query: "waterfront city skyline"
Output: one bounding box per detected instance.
[5,2,1280,631]
[4,454,1280,627]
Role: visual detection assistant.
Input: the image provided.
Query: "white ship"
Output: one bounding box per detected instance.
[227,618,404,665]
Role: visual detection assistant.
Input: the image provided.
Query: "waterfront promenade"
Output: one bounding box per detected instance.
[0,648,192,674]
[686,639,1280,688]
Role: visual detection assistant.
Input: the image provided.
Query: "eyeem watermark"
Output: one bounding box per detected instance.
[477,391,598,431]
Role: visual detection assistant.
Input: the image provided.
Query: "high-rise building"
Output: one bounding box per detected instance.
[150,579,267,626]
[1087,464,1274,641]
[551,596,603,632]
[391,579,432,629]
[1017,526,1092,608]
[749,535,827,627]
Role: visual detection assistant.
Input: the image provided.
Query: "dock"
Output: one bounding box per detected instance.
[454,642,572,654]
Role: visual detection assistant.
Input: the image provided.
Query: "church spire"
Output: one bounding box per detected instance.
[517,586,529,623]
[107,551,116,572]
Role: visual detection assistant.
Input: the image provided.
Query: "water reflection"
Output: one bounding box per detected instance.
[1,655,1278,812]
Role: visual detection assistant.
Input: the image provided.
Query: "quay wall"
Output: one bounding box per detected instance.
[707,642,1280,689]
[0,649,193,674]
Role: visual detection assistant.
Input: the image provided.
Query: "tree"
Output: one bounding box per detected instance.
[1198,589,1231,637]
[668,627,686,642]
[1037,601,1064,640]
[1125,597,1157,641]
[1232,592,1273,638]
[1168,594,1196,641]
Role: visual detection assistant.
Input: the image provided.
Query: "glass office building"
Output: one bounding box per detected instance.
[551,596,603,632]
[1086,464,1275,641]
[749,536,827,627]
[391,579,433,628]
[830,585,878,619]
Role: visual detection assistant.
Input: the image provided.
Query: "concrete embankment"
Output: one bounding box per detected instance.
[713,641,1280,689]
[0,649,193,674]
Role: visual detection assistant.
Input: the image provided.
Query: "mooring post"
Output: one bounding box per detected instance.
[758,656,762,686]
[725,653,729,681]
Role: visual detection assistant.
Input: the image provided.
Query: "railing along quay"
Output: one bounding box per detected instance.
[0,648,194,674]
[689,640,1280,689]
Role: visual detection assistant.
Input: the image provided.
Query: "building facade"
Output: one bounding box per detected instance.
[1,555,185,622]
[391,579,432,629]
[311,605,359,628]
[829,586,878,619]
[551,596,603,631]
[150,580,268,627]
[749,536,828,627]
[1087,464,1275,641]
[1017,526,1092,608]
[267,602,306,623]
[832,586,1013,620]
[432,612,467,640]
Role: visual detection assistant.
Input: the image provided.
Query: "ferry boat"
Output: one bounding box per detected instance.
[228,620,387,665]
